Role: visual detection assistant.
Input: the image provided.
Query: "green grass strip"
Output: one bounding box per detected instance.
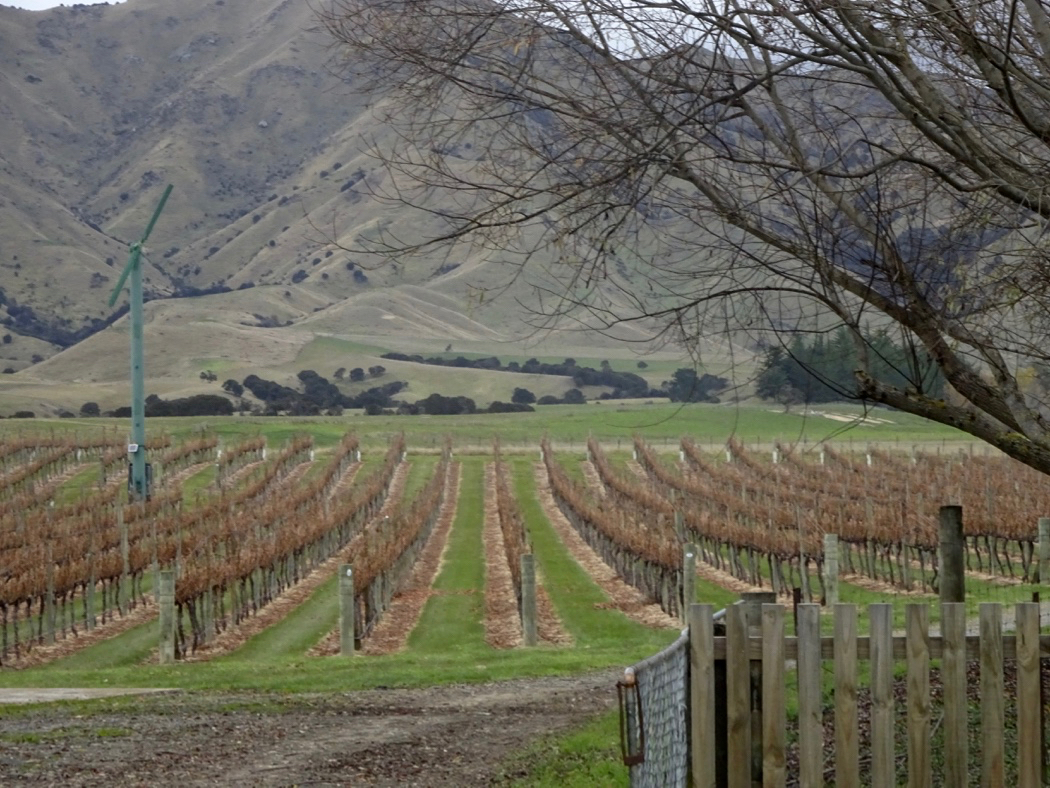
[53,464,104,506]
[34,611,159,672]
[225,573,341,662]
[398,455,438,505]
[0,641,672,695]
[180,464,217,501]
[408,459,486,653]
[511,458,682,651]
[223,457,442,661]
[498,709,627,787]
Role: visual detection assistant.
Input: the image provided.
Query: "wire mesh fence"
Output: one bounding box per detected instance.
[620,627,690,788]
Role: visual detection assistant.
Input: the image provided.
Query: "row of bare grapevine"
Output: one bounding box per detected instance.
[493,438,529,611]
[672,439,1050,592]
[668,438,926,592]
[215,435,267,481]
[543,438,684,617]
[680,438,935,591]
[0,435,309,662]
[172,433,396,656]
[153,433,219,475]
[351,442,453,644]
[588,438,821,600]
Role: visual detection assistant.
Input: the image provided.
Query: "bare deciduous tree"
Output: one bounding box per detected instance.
[320,0,1050,471]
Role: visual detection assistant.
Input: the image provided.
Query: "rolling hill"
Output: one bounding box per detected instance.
[0,0,748,414]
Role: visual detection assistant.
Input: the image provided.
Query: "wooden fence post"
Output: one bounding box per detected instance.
[339,564,355,655]
[834,604,858,786]
[980,604,1005,787]
[158,569,175,664]
[1038,517,1050,583]
[521,554,537,646]
[941,603,967,788]
[689,603,715,788]
[797,604,822,788]
[906,604,931,788]
[939,505,965,603]
[1017,602,1042,788]
[741,592,774,787]
[761,604,786,787]
[725,603,751,788]
[682,547,696,624]
[823,533,839,606]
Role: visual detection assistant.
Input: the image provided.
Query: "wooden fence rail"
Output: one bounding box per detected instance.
[688,601,1046,788]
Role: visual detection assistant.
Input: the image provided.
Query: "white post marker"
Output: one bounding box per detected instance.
[339,564,355,655]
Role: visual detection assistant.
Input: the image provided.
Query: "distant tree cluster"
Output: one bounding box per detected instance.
[241,371,407,415]
[379,394,534,416]
[536,388,587,406]
[380,353,724,402]
[756,328,946,410]
[169,282,233,299]
[397,393,477,415]
[0,288,128,349]
[106,394,235,418]
[662,369,730,404]
[486,401,535,414]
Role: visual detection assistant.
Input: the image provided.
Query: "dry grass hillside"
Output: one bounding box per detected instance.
[0,0,750,414]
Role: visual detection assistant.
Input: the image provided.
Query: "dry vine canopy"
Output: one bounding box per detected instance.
[322,0,1050,471]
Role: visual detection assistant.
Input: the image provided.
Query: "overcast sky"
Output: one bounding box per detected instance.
[0,1,124,9]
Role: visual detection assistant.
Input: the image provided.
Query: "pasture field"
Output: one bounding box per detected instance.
[0,399,981,450]
[0,403,1036,785]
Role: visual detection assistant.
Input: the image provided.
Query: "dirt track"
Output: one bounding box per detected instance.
[0,672,620,786]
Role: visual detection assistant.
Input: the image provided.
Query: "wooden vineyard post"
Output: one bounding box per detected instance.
[902,540,912,591]
[118,506,130,614]
[45,543,56,645]
[158,569,175,664]
[823,533,839,606]
[683,546,696,623]
[939,505,965,603]
[85,553,95,632]
[1038,517,1050,583]
[339,564,355,655]
[521,553,537,646]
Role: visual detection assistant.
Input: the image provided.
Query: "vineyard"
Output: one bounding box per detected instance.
[0,420,1047,786]
[0,425,1043,673]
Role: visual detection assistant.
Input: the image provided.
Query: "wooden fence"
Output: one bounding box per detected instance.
[688,601,1047,788]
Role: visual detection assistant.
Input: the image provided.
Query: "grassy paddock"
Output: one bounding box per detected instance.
[0,401,978,452]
